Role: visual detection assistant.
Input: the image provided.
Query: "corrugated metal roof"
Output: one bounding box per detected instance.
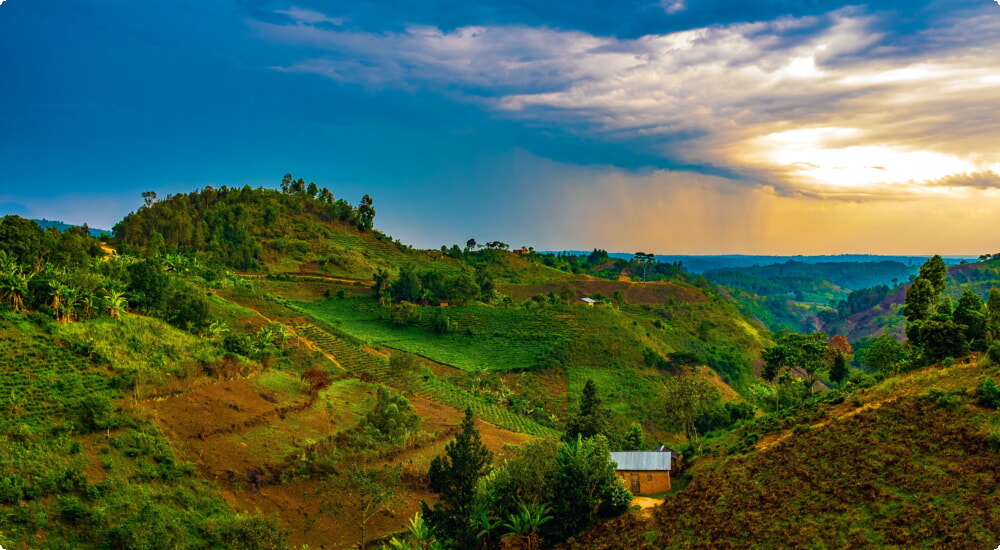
[610,451,671,471]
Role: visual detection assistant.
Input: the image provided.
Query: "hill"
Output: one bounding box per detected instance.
[0,181,779,549]
[559,359,1000,549]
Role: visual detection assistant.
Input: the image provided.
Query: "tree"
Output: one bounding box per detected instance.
[361,385,420,447]
[550,435,619,540]
[918,254,948,296]
[0,215,44,266]
[306,181,318,198]
[424,409,493,548]
[909,319,968,363]
[280,173,292,194]
[954,288,986,348]
[466,238,477,250]
[761,344,789,383]
[829,352,848,385]
[357,194,376,231]
[622,424,644,451]
[986,287,1000,343]
[632,252,656,281]
[564,379,610,442]
[320,459,402,550]
[861,332,906,376]
[904,278,937,323]
[659,376,721,442]
[142,190,158,208]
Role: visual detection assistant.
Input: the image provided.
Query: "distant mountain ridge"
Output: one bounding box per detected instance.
[551,252,973,273]
[32,218,110,237]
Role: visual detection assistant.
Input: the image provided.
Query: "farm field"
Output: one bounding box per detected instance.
[297,295,581,372]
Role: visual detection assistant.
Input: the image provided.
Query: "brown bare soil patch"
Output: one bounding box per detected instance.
[692,366,741,402]
[147,373,534,549]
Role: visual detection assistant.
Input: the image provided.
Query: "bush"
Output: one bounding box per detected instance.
[598,481,633,518]
[988,343,1000,365]
[977,377,1000,409]
[922,387,961,410]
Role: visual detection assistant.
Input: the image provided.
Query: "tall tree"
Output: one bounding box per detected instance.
[659,376,721,442]
[829,352,848,385]
[918,254,948,297]
[564,379,611,442]
[424,409,493,548]
[904,278,937,323]
[954,287,986,348]
[357,194,376,231]
[550,435,619,540]
[986,287,1000,343]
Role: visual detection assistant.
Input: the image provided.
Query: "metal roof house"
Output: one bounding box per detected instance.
[581,297,596,306]
[610,450,672,495]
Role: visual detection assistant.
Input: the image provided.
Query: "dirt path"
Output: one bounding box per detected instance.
[632,496,663,518]
[755,360,983,452]
[236,271,375,285]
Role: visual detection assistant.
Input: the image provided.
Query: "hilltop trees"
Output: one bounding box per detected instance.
[113,175,377,270]
[902,255,985,363]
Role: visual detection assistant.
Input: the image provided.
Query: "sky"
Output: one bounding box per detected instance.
[1,0,999,255]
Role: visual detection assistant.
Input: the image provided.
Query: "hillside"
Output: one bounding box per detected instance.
[0,183,780,549]
[12,185,998,550]
[821,257,1000,345]
[559,359,1000,549]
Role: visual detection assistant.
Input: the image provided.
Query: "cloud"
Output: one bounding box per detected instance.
[255,3,1000,201]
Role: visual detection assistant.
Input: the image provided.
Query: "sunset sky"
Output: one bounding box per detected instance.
[2,0,999,254]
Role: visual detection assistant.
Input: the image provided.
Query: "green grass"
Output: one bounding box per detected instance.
[297,296,578,372]
[252,370,310,401]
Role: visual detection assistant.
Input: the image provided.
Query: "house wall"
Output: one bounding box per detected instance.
[617,470,671,495]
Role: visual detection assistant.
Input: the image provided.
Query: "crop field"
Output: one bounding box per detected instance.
[296,296,581,372]
[294,323,560,438]
[0,321,121,423]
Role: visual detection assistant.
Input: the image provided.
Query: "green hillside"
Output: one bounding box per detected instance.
[8,184,1000,550]
[558,359,1000,549]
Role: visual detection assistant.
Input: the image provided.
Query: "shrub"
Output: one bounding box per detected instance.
[988,343,1000,365]
[922,387,960,410]
[976,377,1000,409]
[598,481,633,518]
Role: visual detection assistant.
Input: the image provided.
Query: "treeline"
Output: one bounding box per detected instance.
[372,264,487,307]
[113,174,376,270]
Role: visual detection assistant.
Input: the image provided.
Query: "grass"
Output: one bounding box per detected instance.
[297,296,578,372]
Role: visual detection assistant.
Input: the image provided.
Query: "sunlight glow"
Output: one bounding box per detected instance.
[745,127,979,193]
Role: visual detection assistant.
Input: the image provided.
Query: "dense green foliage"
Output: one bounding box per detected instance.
[113,178,378,270]
[424,409,494,549]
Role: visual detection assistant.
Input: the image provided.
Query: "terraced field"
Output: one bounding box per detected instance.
[295,323,560,438]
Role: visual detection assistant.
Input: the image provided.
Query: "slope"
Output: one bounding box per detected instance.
[558,360,1000,550]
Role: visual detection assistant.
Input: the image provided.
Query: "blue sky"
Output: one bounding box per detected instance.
[1,0,999,254]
